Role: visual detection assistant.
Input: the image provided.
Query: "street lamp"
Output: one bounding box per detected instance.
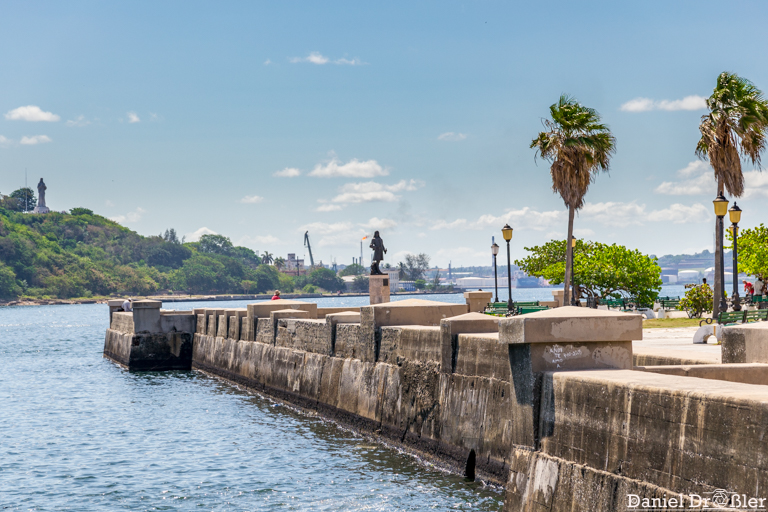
[501,224,513,310]
[570,238,578,306]
[730,203,742,311]
[713,192,729,315]
[491,242,500,303]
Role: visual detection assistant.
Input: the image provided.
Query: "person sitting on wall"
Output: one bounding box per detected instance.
[122,298,132,312]
[271,290,281,300]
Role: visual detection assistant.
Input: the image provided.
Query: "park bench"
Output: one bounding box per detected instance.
[513,301,540,307]
[745,309,768,323]
[484,302,511,316]
[517,305,549,315]
[659,299,681,311]
[701,310,746,327]
[601,298,625,309]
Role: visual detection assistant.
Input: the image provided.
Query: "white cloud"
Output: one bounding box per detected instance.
[105,200,114,207]
[330,179,424,204]
[655,160,715,195]
[431,207,564,231]
[437,132,467,141]
[273,167,302,178]
[743,170,768,198]
[238,234,282,246]
[127,112,140,123]
[240,195,264,204]
[0,135,8,146]
[359,217,398,231]
[646,203,710,224]
[309,157,388,178]
[573,228,595,237]
[19,135,52,145]
[264,58,272,65]
[5,105,60,122]
[316,203,343,212]
[186,227,217,242]
[289,52,366,65]
[110,207,146,224]
[579,201,647,226]
[620,95,707,112]
[66,115,90,127]
[299,221,354,235]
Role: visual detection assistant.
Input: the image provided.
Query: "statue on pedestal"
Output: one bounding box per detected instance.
[37,178,47,209]
[33,178,50,214]
[369,231,387,275]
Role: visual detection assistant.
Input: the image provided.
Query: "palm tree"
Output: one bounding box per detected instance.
[274,257,286,271]
[531,95,616,305]
[696,72,768,197]
[696,72,768,316]
[261,251,274,265]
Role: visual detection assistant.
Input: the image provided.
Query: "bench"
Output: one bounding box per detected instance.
[745,309,768,323]
[658,299,681,311]
[513,301,540,307]
[601,298,625,309]
[484,302,511,316]
[517,305,549,315]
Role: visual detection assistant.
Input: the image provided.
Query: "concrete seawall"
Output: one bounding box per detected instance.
[104,298,768,511]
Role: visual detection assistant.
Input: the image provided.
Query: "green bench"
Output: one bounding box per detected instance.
[601,298,625,309]
[745,309,768,323]
[717,311,746,325]
[513,301,540,307]
[484,302,511,316]
[659,299,681,311]
[517,305,549,315]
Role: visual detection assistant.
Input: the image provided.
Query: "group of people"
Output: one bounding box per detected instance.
[744,279,767,297]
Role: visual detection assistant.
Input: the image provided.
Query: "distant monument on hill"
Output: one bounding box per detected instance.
[33,178,50,214]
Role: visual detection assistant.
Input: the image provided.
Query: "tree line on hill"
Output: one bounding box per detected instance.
[0,203,345,300]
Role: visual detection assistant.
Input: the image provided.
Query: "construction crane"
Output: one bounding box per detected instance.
[303,231,315,267]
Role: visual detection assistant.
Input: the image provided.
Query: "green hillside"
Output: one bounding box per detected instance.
[0,206,341,300]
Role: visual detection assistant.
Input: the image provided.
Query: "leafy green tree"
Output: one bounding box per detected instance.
[274,257,285,271]
[198,234,234,255]
[339,263,365,277]
[728,223,768,281]
[696,72,768,198]
[0,263,21,299]
[10,188,36,212]
[308,267,344,292]
[241,280,257,294]
[402,253,430,281]
[302,284,318,293]
[162,228,180,243]
[254,265,280,293]
[414,279,426,290]
[70,207,94,216]
[679,284,714,318]
[530,95,616,305]
[352,275,368,292]
[170,254,227,293]
[515,239,661,306]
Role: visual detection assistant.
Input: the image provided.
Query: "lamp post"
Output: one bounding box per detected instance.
[730,203,742,311]
[713,192,729,316]
[570,238,578,306]
[501,224,513,310]
[491,242,500,303]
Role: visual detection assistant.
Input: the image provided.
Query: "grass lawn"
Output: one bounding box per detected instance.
[642,318,703,328]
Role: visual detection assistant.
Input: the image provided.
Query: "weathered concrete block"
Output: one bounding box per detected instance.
[132,300,162,332]
[217,314,228,338]
[440,312,500,374]
[379,325,441,364]
[464,290,492,313]
[255,318,274,344]
[196,314,206,334]
[369,274,390,304]
[317,307,361,318]
[722,322,768,363]
[104,329,193,371]
[247,299,317,320]
[111,312,134,333]
[334,323,363,359]
[326,311,361,356]
[638,363,768,385]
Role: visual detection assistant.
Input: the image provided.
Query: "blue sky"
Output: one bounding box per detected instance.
[2,0,768,267]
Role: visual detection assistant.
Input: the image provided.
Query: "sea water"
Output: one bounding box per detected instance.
[0,301,504,511]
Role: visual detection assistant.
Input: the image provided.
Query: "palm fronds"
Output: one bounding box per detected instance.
[696,72,768,197]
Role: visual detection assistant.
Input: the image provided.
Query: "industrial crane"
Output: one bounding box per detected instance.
[303,231,315,268]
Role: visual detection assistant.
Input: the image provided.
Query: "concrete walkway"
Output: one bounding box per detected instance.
[633,327,721,365]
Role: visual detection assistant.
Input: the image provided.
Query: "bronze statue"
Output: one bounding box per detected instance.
[369,231,387,275]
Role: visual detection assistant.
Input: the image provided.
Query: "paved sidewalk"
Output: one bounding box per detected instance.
[633,326,721,365]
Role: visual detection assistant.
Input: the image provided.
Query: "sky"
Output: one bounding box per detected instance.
[2,0,768,268]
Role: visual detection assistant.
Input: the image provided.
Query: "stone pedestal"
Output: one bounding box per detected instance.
[551,289,564,307]
[464,290,492,313]
[369,274,390,305]
[33,206,50,214]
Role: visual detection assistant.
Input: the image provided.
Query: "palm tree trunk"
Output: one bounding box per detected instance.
[564,205,574,306]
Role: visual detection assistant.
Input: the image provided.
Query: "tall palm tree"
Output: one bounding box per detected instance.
[261,251,274,265]
[696,72,768,197]
[531,95,616,305]
[696,72,768,316]
[274,257,286,271]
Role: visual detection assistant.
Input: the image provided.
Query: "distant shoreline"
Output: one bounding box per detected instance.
[0,290,465,307]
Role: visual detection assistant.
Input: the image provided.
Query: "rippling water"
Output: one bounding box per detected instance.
[0,303,504,511]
